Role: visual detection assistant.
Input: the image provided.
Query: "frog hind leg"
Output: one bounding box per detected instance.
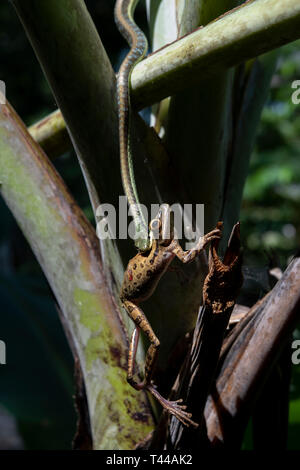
[124,300,159,388]
[123,300,198,428]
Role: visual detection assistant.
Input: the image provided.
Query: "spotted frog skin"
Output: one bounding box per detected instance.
[120,205,222,427]
[121,238,176,304]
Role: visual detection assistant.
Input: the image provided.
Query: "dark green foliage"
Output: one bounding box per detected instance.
[242,41,300,269]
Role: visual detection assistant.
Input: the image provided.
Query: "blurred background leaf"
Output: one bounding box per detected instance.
[241,40,300,269]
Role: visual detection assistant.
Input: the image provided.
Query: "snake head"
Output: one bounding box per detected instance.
[135,237,152,252]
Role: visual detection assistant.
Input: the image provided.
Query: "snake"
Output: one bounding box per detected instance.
[114,0,150,252]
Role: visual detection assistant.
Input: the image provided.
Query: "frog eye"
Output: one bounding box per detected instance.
[150,218,161,231]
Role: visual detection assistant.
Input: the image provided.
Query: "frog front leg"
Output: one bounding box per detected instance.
[123,300,198,428]
[172,227,222,263]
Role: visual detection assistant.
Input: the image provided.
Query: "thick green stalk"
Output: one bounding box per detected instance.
[132,0,300,108]
[0,99,154,449]
[28,109,70,160]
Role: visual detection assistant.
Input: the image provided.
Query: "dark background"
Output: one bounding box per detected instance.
[0,0,299,449]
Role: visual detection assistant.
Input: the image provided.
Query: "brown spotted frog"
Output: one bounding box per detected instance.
[120,204,221,427]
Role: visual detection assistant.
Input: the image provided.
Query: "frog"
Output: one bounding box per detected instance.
[120,204,222,427]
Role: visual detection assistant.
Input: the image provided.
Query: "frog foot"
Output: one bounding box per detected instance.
[198,227,222,251]
[147,384,198,428]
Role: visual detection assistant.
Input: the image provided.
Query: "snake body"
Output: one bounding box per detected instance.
[115,0,150,252]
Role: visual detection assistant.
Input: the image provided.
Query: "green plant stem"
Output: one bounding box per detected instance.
[28,109,71,160]
[132,0,300,108]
